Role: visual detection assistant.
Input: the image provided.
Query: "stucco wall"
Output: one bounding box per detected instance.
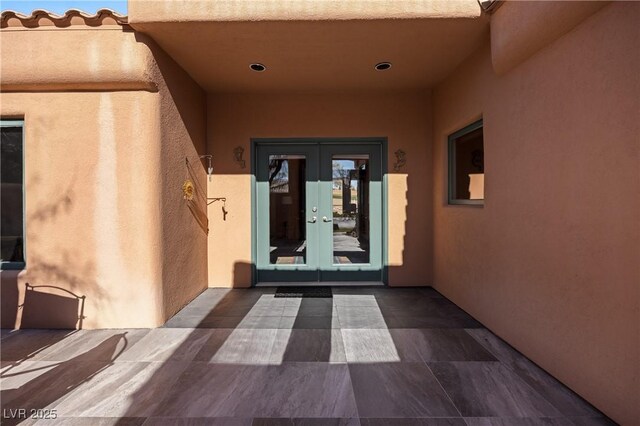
[206,92,432,287]
[432,3,639,424]
[150,37,209,321]
[0,91,164,328]
[0,27,208,328]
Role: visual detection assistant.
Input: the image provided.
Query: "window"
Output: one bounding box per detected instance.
[448,119,484,205]
[1,120,25,269]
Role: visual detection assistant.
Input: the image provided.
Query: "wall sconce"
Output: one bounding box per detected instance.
[233,146,246,169]
[200,155,213,181]
[393,149,406,171]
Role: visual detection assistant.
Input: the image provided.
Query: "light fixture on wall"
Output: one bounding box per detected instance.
[233,146,246,168]
[200,155,213,181]
[393,149,406,171]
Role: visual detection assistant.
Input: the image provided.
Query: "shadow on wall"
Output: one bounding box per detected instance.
[20,283,85,329]
[129,28,209,320]
[227,261,251,289]
[132,29,206,152]
[0,272,20,328]
[0,172,106,329]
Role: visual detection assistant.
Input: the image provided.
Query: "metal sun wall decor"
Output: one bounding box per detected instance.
[182,179,195,201]
[234,146,246,169]
[393,149,406,172]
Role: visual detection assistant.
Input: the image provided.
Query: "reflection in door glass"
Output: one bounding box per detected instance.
[269,155,306,264]
[332,155,369,264]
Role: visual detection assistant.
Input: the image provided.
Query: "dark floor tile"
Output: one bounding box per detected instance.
[52,361,189,418]
[282,298,335,317]
[375,295,445,312]
[292,418,360,426]
[379,299,483,329]
[463,417,617,426]
[1,329,17,340]
[429,362,561,418]
[384,314,481,329]
[39,329,149,362]
[362,419,464,426]
[251,420,294,426]
[388,329,497,361]
[207,302,284,318]
[144,418,251,426]
[349,362,459,418]
[153,363,255,417]
[418,287,446,298]
[155,363,357,418]
[0,329,78,361]
[270,329,346,363]
[24,418,147,426]
[199,316,283,329]
[236,363,358,418]
[465,329,603,417]
[279,316,341,329]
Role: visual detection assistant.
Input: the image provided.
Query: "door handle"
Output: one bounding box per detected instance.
[322,216,332,222]
[308,216,317,223]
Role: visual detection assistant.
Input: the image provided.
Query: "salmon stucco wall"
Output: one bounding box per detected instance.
[206,92,432,287]
[147,36,209,322]
[0,27,208,328]
[431,3,639,424]
[0,91,164,328]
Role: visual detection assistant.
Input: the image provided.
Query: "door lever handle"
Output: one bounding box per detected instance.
[308,216,317,223]
[322,216,332,222]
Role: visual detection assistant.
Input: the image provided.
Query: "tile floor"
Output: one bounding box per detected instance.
[0,287,615,425]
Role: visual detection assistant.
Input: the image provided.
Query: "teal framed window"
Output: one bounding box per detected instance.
[448,119,484,205]
[1,120,25,270]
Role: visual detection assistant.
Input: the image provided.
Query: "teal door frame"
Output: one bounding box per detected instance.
[251,138,388,286]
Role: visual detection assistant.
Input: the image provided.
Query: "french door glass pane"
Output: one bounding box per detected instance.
[269,155,306,265]
[332,155,369,264]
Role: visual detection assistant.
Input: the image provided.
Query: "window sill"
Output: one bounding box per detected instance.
[1,262,25,271]
[448,199,484,206]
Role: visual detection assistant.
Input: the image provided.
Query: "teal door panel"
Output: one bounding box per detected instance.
[318,144,383,281]
[254,140,384,284]
[256,144,319,282]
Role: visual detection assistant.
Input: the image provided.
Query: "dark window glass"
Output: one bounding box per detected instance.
[449,121,484,204]
[1,125,24,264]
[268,155,306,265]
[332,155,370,264]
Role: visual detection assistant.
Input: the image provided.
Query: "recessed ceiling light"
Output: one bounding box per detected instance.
[250,63,266,72]
[374,62,392,71]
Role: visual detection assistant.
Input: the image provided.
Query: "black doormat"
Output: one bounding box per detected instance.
[275,286,333,298]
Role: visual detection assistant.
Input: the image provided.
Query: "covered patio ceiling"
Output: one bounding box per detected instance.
[128,1,489,93]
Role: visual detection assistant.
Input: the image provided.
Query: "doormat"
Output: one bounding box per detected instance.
[275,287,333,298]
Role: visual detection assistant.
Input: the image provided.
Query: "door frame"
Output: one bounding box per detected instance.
[251,137,388,286]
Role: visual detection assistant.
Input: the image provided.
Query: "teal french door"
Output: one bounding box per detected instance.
[254,140,384,283]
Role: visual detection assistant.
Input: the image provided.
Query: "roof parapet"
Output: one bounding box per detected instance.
[1,8,127,29]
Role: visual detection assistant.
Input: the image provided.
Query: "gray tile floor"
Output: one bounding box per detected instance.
[0,287,614,425]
